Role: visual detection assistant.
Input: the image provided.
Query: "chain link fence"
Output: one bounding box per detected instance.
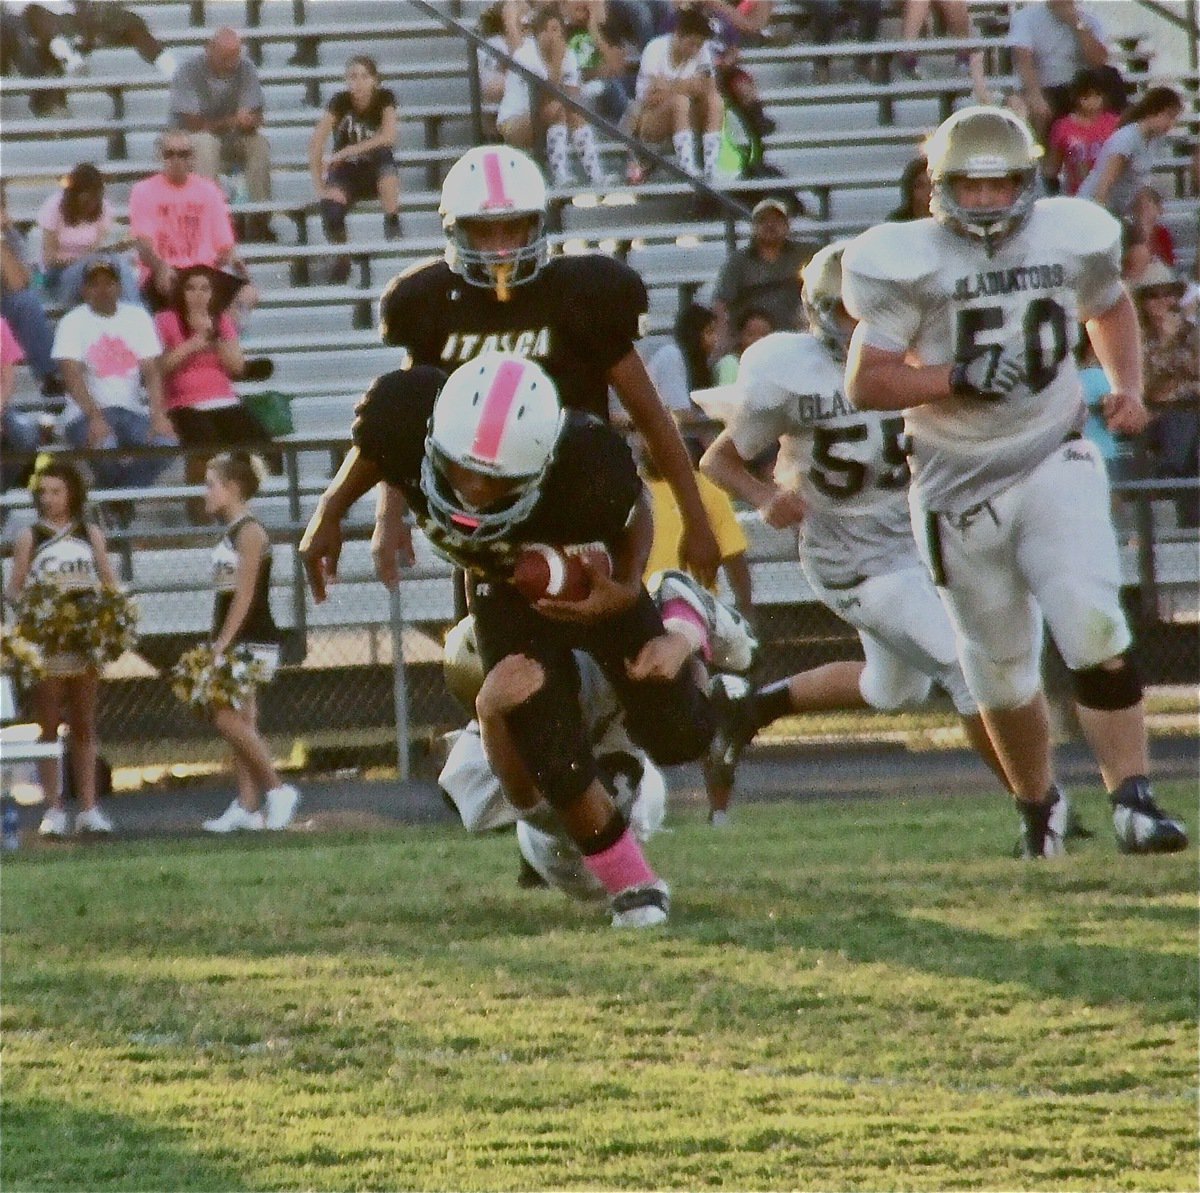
[2,442,1195,784]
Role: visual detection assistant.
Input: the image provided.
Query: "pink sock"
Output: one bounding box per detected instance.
[582,829,657,895]
[660,597,711,662]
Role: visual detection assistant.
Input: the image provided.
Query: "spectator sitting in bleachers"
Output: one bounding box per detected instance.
[887,155,931,221]
[52,255,176,490]
[898,0,993,104]
[156,265,270,511]
[714,306,774,383]
[1137,260,1199,529]
[476,0,530,117]
[626,6,723,184]
[128,131,257,315]
[1078,86,1183,219]
[647,300,716,428]
[3,0,176,89]
[169,26,274,242]
[562,0,638,125]
[496,5,608,188]
[1009,0,1117,143]
[308,54,402,285]
[712,197,814,354]
[38,162,141,308]
[803,0,882,84]
[1,193,62,397]
[1042,67,1120,195]
[1,316,41,491]
[702,0,776,140]
[1129,185,1176,268]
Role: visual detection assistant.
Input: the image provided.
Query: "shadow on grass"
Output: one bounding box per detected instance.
[1,1096,246,1191]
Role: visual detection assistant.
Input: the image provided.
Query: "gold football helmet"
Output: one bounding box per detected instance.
[443,615,485,717]
[925,106,1041,252]
[800,240,853,359]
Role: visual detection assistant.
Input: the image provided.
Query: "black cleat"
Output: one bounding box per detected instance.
[1016,786,1067,859]
[706,674,757,792]
[1111,777,1189,854]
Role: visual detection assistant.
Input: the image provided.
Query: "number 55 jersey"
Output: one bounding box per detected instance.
[842,196,1124,517]
[726,330,917,589]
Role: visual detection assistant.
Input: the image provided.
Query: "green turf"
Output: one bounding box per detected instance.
[3,785,1197,1191]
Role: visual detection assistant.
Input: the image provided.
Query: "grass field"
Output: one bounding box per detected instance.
[2,783,1197,1192]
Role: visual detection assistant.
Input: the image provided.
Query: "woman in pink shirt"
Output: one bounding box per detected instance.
[38,163,141,306]
[1043,67,1120,196]
[155,266,269,500]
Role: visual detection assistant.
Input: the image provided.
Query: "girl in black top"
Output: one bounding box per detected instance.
[201,452,298,833]
[308,55,401,282]
[5,460,118,837]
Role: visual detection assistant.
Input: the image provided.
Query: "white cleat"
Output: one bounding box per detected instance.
[75,805,114,835]
[203,800,264,834]
[610,880,670,928]
[263,784,300,831]
[649,569,758,673]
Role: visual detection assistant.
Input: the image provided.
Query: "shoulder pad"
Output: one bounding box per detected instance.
[843,220,940,284]
[552,252,646,292]
[378,258,448,346]
[1032,196,1121,256]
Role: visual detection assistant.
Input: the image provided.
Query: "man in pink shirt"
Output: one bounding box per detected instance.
[129,130,251,308]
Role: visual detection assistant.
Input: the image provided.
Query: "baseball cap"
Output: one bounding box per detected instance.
[751,197,790,220]
[81,255,120,282]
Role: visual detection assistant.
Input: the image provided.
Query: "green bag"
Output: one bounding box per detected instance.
[242,390,294,437]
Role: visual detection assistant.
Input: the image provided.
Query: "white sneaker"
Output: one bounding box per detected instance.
[263,784,300,830]
[203,800,264,833]
[75,805,114,835]
[611,880,670,928]
[38,807,69,838]
[649,569,758,673]
[708,809,731,828]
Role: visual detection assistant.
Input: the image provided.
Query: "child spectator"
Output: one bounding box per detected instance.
[200,452,300,833]
[52,256,176,488]
[1129,186,1176,267]
[1,193,62,396]
[628,7,723,183]
[1043,67,1119,195]
[1079,86,1183,218]
[309,55,402,283]
[887,156,932,222]
[647,300,717,424]
[496,5,607,187]
[5,459,119,837]
[156,265,270,503]
[715,307,774,383]
[38,162,140,307]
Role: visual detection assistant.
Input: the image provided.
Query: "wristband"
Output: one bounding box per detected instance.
[949,361,970,397]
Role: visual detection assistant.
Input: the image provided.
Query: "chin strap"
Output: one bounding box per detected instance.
[493,261,514,302]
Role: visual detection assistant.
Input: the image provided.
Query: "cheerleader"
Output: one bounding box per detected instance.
[5,460,117,837]
[201,452,299,832]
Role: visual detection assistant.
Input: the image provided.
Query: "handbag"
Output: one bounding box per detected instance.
[241,389,294,437]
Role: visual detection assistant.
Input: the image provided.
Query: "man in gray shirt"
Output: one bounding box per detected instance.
[170,26,274,240]
[713,199,816,354]
[1009,0,1112,141]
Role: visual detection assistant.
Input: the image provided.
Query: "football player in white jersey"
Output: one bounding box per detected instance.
[699,241,1015,814]
[841,105,1188,858]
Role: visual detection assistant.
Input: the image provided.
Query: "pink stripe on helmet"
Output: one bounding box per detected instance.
[469,359,525,464]
[481,151,512,210]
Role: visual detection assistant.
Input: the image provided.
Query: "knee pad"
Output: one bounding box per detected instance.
[1072,651,1142,711]
[960,641,1041,712]
[859,664,932,712]
[320,198,347,240]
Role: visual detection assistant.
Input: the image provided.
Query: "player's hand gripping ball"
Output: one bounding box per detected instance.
[511,542,613,602]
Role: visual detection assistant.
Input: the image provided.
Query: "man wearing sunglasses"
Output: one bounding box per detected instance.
[129,131,249,310]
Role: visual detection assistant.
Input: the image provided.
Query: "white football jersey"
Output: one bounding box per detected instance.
[842,197,1124,516]
[727,332,918,587]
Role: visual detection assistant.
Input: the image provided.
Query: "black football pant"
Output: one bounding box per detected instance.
[471,581,715,809]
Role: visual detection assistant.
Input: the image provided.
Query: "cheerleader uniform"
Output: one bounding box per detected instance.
[211,513,281,681]
[29,519,100,676]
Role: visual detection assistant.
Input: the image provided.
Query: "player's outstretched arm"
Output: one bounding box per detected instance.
[300,447,381,603]
[608,350,721,586]
[1088,291,1150,437]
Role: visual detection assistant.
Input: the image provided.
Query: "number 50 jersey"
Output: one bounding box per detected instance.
[842,196,1124,516]
[726,331,918,588]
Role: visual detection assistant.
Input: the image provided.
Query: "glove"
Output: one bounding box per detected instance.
[950,332,1027,400]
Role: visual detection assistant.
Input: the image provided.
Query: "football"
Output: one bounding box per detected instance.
[511,542,613,602]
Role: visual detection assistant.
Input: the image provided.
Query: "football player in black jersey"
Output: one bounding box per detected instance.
[304,353,728,927]
[300,144,721,592]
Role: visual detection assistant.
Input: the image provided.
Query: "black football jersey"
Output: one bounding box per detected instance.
[378,254,649,422]
[352,366,642,579]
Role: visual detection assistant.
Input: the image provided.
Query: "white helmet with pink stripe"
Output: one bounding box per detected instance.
[421,353,565,542]
[440,145,549,297]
